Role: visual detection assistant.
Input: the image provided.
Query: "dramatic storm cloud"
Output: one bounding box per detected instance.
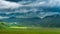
[0,0,60,19]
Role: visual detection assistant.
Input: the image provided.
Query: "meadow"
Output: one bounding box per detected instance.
[0,27,60,34]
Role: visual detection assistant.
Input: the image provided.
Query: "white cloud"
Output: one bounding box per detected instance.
[41,0,60,7]
[0,0,22,9]
[0,16,9,19]
[39,1,46,5]
[0,0,60,10]
[0,0,60,9]
[24,0,60,7]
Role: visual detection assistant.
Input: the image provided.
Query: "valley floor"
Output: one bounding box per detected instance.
[0,27,60,34]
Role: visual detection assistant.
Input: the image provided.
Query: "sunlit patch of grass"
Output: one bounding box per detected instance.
[9,26,32,29]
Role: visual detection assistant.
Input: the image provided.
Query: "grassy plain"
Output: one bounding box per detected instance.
[0,27,60,34]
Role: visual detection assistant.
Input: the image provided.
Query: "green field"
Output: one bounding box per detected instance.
[0,27,60,34]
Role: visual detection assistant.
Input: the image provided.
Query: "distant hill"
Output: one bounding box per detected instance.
[40,14,60,27]
[0,14,60,27]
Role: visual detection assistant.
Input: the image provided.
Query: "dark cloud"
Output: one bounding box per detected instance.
[5,0,35,2]
[5,0,22,2]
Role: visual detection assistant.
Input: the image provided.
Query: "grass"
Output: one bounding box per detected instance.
[0,27,60,34]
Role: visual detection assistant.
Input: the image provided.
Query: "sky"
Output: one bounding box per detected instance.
[0,0,60,19]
